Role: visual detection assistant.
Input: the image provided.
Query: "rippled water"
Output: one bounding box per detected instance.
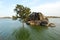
[0,18,60,40]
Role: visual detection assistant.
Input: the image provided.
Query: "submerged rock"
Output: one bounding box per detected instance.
[40,21,48,26]
[48,23,56,27]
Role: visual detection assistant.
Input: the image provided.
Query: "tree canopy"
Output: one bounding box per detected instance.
[14,4,31,19]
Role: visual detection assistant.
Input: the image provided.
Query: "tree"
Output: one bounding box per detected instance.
[13,4,31,27]
[14,4,31,20]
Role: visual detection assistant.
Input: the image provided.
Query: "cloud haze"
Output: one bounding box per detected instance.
[31,1,60,16]
[0,0,60,17]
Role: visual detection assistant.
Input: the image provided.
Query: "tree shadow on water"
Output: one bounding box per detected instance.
[12,27,31,40]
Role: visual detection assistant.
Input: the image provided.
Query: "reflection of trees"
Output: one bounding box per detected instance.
[13,27,31,40]
[12,25,48,40]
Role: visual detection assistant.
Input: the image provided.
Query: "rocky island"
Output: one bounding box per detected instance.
[26,12,55,27]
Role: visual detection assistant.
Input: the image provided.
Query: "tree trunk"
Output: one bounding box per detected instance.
[22,19,25,28]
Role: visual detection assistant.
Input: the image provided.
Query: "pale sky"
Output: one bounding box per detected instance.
[0,0,60,17]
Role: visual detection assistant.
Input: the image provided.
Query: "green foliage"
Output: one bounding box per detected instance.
[12,16,17,20]
[14,4,31,19]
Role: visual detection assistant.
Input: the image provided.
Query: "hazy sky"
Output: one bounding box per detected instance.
[0,0,60,17]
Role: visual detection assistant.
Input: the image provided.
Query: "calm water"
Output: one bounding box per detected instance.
[0,18,60,40]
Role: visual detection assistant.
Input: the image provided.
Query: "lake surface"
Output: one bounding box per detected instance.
[0,18,60,40]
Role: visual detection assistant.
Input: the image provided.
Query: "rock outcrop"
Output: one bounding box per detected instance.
[26,12,49,26]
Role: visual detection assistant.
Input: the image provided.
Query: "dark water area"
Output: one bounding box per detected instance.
[0,18,60,40]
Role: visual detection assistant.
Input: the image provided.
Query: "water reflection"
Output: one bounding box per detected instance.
[0,18,60,40]
[12,25,49,40]
[13,27,31,40]
[28,25,48,31]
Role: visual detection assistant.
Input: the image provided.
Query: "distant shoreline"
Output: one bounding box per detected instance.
[46,16,60,18]
[0,17,11,19]
[0,16,60,19]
